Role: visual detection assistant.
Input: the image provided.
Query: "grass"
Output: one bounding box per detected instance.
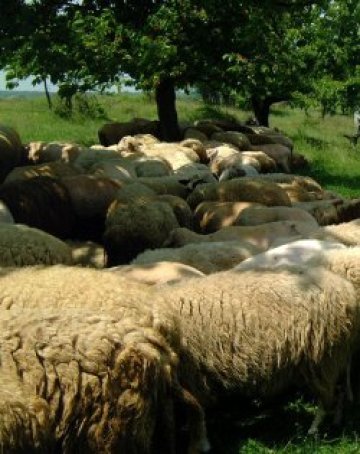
[1,92,358,198]
[1,92,360,452]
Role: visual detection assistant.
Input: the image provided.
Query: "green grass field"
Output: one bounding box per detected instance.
[1,92,360,453]
[1,92,359,198]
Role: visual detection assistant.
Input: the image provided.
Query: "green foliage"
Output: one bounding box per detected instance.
[53,93,108,120]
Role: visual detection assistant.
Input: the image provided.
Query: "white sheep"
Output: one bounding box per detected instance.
[107,261,205,285]
[311,219,360,246]
[132,240,260,274]
[233,239,346,272]
[161,266,360,435]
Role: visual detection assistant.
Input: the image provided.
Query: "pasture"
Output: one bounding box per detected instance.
[1,92,360,453]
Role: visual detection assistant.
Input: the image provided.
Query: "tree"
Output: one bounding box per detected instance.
[1,0,331,135]
[223,0,359,125]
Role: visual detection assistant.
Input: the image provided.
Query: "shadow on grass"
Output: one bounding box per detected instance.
[207,392,313,453]
[297,167,360,197]
[292,132,330,149]
[207,392,360,453]
[271,108,291,118]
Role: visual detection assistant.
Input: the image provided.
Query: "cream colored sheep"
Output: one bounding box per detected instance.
[0,223,72,266]
[205,144,239,162]
[0,265,208,453]
[139,143,200,171]
[240,151,277,173]
[233,239,346,272]
[236,206,319,229]
[186,177,292,210]
[0,200,14,224]
[194,201,263,233]
[0,307,185,453]
[26,141,83,164]
[132,240,260,274]
[162,266,360,434]
[163,221,316,251]
[180,138,208,163]
[107,261,205,285]
[311,219,360,246]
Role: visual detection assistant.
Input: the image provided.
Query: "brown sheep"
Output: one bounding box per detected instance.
[0,124,24,182]
[0,176,76,239]
[98,118,161,145]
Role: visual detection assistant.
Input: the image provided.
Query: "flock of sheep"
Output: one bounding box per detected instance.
[1,117,360,453]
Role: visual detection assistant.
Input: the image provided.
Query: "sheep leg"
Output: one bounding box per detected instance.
[175,386,211,453]
[308,405,326,436]
[346,359,354,403]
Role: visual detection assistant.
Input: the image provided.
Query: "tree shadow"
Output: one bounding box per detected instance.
[297,167,360,195]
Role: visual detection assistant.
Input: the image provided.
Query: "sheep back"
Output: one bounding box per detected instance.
[104,200,180,266]
[0,124,23,183]
[162,267,359,408]
[0,176,75,239]
[186,177,292,210]
[0,224,72,266]
[0,306,181,453]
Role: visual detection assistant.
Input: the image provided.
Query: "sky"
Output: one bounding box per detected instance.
[0,71,57,92]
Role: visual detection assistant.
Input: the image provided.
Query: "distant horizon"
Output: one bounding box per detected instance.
[0,71,57,92]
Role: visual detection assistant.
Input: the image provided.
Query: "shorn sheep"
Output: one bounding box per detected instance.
[161,267,360,435]
[0,265,209,453]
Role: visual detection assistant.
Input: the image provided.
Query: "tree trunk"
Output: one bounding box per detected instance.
[43,77,52,110]
[251,96,271,127]
[155,78,181,142]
